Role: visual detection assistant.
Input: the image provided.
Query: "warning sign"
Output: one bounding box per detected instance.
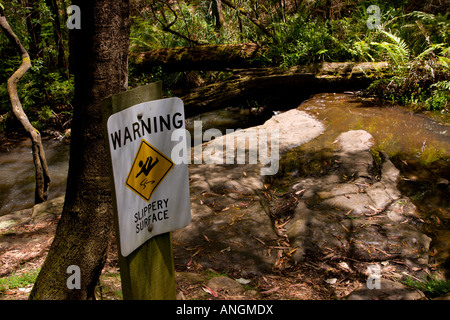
[106,97,191,257]
[125,140,174,202]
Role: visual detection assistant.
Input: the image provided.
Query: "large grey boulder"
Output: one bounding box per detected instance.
[173,109,325,274]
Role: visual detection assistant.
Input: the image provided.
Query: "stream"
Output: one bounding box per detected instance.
[0,136,70,216]
[0,93,448,271]
[295,93,449,223]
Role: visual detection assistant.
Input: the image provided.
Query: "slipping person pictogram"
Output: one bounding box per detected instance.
[125,139,174,202]
[136,156,159,178]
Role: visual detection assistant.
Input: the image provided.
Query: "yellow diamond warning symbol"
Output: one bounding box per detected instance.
[126,139,174,202]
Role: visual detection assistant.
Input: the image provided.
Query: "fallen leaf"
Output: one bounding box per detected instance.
[235,278,251,285]
[220,246,231,254]
[230,240,244,247]
[261,286,280,295]
[325,278,337,284]
[338,262,350,270]
[202,285,219,297]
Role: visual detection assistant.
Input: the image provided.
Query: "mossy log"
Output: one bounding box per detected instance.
[181,62,389,117]
[131,43,263,71]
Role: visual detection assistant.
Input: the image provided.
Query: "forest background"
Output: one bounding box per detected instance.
[0,0,449,136]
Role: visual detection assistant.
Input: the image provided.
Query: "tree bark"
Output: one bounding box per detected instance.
[0,11,50,204]
[131,43,263,71]
[45,0,68,77]
[24,0,42,59]
[211,0,224,33]
[29,0,130,300]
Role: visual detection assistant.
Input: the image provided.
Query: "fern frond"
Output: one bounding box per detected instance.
[417,44,445,61]
[380,30,410,58]
[438,56,450,69]
[352,40,375,62]
[431,80,450,91]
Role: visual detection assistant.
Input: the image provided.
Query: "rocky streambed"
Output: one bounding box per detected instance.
[173,94,449,300]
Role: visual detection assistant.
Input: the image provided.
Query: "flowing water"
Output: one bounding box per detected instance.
[0,136,70,216]
[295,93,449,218]
[295,93,450,271]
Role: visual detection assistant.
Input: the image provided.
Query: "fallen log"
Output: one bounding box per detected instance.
[130,43,264,71]
[181,62,389,117]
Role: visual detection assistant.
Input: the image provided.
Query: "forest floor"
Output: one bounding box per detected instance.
[0,207,363,300]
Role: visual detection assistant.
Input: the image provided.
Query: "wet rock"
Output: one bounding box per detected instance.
[338,130,374,153]
[173,185,279,274]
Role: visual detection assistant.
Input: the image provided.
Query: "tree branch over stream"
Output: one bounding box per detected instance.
[0,9,50,204]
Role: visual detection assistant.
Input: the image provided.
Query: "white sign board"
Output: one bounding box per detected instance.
[107,97,191,257]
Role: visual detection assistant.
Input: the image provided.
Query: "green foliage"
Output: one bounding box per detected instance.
[261,14,353,67]
[425,81,450,111]
[0,62,74,128]
[0,269,40,293]
[403,275,450,299]
[0,0,73,132]
[353,10,450,112]
[2,0,449,134]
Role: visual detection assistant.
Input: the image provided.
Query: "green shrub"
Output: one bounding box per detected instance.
[403,275,450,299]
[353,11,449,112]
[0,269,40,293]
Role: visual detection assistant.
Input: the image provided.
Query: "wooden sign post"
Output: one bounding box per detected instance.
[102,82,191,300]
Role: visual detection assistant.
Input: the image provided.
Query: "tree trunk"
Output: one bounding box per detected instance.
[211,0,224,33]
[131,43,263,71]
[29,0,130,300]
[0,10,50,204]
[45,0,68,78]
[24,0,42,59]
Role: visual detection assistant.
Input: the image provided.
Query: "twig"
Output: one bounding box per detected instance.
[150,0,202,46]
